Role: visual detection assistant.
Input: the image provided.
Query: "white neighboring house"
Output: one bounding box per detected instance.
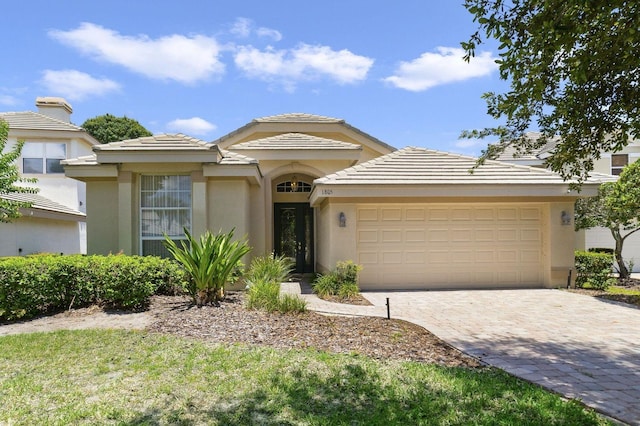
[497,135,640,272]
[0,97,98,256]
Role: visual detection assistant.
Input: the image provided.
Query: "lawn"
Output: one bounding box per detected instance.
[0,329,609,425]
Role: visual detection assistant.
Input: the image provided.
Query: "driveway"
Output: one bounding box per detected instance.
[357,290,640,425]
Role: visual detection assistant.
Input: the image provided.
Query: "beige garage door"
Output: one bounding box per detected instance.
[356,204,545,289]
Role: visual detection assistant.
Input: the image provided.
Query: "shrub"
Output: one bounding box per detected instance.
[244,254,306,313]
[163,228,251,306]
[312,273,340,298]
[313,260,363,301]
[244,253,293,285]
[0,254,188,321]
[575,250,615,290]
[246,279,281,311]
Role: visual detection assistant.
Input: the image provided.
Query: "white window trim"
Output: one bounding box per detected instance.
[139,174,192,256]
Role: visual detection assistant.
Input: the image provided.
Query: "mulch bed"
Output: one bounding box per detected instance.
[568,278,640,308]
[147,293,481,368]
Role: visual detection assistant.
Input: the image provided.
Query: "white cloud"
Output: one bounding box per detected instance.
[40,69,120,101]
[167,117,217,136]
[49,23,224,84]
[230,17,282,41]
[234,44,373,90]
[230,17,252,38]
[384,47,498,91]
[256,27,282,41]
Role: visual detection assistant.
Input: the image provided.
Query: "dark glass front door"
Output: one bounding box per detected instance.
[274,203,314,273]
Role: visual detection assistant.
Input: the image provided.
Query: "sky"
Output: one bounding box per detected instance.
[0,1,508,155]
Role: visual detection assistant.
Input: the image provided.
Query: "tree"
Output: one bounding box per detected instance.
[461,1,640,183]
[575,161,640,279]
[0,120,37,222]
[81,114,152,144]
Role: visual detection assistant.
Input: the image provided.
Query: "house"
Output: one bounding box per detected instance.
[0,97,98,256]
[496,136,640,272]
[63,114,611,290]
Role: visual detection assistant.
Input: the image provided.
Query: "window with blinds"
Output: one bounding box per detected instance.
[140,175,191,257]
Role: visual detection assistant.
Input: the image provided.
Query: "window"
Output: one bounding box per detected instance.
[140,175,191,257]
[611,154,628,176]
[22,142,66,174]
[276,180,311,193]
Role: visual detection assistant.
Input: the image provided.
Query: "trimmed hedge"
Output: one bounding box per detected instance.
[0,254,188,321]
[575,250,615,290]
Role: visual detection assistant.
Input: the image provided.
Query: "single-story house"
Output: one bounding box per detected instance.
[63,113,612,290]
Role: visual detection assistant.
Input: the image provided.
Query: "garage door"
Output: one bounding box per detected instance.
[356,204,545,289]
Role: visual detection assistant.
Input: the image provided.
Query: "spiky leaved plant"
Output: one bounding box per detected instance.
[163,228,250,306]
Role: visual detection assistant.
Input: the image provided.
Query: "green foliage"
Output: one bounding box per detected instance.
[244,254,306,313]
[0,120,38,222]
[575,251,615,290]
[0,254,188,321]
[313,260,363,300]
[575,161,640,278]
[461,1,640,183]
[81,113,152,144]
[243,253,293,285]
[163,228,251,306]
[246,279,281,311]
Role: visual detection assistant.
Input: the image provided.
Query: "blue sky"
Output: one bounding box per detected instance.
[1,1,507,155]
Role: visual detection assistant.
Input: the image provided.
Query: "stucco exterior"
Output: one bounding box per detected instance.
[0,97,97,256]
[64,114,609,290]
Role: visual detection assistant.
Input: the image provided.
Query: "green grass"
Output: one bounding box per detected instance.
[607,286,640,296]
[0,330,609,425]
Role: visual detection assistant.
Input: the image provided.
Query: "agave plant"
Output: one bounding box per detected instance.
[163,228,251,306]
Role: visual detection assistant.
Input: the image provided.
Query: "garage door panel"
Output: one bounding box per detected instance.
[356,204,544,289]
[358,229,378,243]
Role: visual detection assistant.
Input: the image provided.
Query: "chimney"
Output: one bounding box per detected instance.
[35,97,73,123]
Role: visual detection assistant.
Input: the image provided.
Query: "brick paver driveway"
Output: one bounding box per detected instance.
[363,289,640,425]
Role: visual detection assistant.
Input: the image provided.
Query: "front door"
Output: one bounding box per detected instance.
[274,203,314,273]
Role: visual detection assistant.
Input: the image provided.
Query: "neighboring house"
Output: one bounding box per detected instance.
[497,136,640,272]
[0,97,98,256]
[63,114,610,290]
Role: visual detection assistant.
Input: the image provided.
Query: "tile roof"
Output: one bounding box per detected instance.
[94,133,216,151]
[253,113,343,123]
[1,192,84,217]
[495,132,559,162]
[231,132,361,150]
[218,149,258,165]
[316,146,615,185]
[61,155,99,166]
[0,111,85,132]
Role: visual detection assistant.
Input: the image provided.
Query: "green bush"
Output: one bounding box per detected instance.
[313,260,363,300]
[244,254,305,313]
[244,253,293,285]
[246,279,281,311]
[0,254,188,321]
[575,250,615,290]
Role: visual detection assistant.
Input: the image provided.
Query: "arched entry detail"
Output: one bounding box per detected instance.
[270,166,320,274]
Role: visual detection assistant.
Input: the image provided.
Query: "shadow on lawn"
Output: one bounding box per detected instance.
[123,361,603,425]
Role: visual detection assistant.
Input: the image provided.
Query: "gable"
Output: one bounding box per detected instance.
[213,113,395,161]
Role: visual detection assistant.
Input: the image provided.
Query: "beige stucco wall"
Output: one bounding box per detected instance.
[547,202,577,287]
[86,180,119,255]
[315,202,357,273]
[207,179,251,239]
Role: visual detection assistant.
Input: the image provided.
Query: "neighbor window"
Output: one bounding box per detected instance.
[22,142,66,174]
[140,175,191,257]
[611,154,628,176]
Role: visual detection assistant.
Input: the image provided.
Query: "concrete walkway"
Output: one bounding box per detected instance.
[282,283,640,425]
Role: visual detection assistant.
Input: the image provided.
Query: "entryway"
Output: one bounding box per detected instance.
[274,203,314,273]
